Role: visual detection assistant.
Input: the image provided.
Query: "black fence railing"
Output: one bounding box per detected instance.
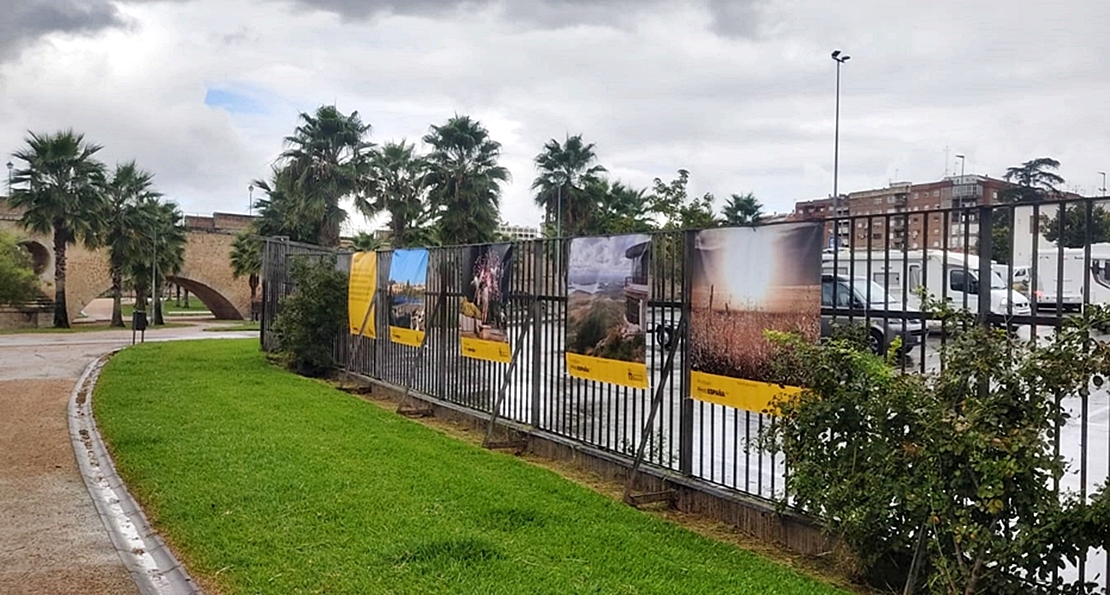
[261,196,1110,590]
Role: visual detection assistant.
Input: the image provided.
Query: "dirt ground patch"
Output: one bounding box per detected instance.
[0,379,137,595]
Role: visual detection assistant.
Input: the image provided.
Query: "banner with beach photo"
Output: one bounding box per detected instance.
[459,243,513,363]
[348,251,378,338]
[387,248,429,348]
[688,224,823,412]
[565,234,651,389]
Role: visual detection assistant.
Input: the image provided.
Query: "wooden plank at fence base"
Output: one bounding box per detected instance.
[566,352,648,389]
[690,371,799,414]
[461,336,511,363]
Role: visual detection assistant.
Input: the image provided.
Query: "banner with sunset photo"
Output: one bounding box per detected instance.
[688,223,823,413]
[387,248,428,347]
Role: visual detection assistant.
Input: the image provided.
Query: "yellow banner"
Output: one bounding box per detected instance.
[690,371,801,415]
[461,336,511,363]
[348,251,377,338]
[389,326,425,348]
[566,352,649,389]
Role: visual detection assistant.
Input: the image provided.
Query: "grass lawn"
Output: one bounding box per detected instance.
[94,340,850,595]
[121,301,211,318]
[0,321,191,335]
[202,321,260,332]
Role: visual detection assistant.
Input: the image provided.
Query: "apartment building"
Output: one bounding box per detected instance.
[795,175,1013,251]
[497,223,540,241]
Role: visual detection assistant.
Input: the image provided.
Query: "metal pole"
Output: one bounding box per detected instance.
[833,59,840,209]
[1100,171,1106,197]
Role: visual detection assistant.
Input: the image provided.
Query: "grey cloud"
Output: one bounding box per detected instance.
[0,0,122,60]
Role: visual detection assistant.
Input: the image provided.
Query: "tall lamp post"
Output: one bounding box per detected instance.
[6,161,12,194]
[248,183,254,216]
[955,154,966,177]
[831,49,850,247]
[1100,171,1107,198]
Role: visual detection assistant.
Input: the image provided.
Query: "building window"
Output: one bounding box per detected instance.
[871,233,882,239]
[933,240,940,247]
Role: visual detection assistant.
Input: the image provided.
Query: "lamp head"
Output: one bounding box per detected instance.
[831,50,841,58]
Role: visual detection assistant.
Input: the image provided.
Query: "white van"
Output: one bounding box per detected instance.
[1028,244,1110,310]
[821,250,1031,324]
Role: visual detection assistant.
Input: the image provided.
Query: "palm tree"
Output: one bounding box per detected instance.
[423,115,510,245]
[229,231,261,320]
[128,200,186,325]
[358,141,431,248]
[581,179,652,235]
[1001,157,1065,202]
[281,105,373,247]
[104,162,161,327]
[721,192,764,226]
[350,232,382,252]
[7,130,107,327]
[252,166,317,242]
[532,134,607,237]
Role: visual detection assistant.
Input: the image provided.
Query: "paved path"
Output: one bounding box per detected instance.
[0,322,254,594]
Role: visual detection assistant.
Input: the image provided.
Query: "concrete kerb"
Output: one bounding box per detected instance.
[68,349,202,595]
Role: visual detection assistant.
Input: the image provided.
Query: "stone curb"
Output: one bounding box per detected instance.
[68,349,202,595]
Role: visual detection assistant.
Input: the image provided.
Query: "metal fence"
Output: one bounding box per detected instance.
[261,196,1110,591]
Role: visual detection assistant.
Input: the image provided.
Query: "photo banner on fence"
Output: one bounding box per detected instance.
[459,243,513,363]
[348,251,378,338]
[688,223,823,413]
[387,248,429,347]
[565,234,651,389]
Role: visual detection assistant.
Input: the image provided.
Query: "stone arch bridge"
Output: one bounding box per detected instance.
[0,207,255,323]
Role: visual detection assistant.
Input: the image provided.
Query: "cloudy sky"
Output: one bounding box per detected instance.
[2,0,1108,233]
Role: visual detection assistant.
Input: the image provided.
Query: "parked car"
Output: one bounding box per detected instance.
[821,274,926,355]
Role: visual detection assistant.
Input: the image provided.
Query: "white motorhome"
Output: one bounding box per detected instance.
[1029,244,1110,310]
[821,250,1031,322]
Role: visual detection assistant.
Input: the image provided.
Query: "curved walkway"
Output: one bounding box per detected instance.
[0,323,254,594]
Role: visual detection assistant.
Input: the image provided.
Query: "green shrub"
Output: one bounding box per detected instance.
[271,255,347,376]
[764,302,1110,594]
[0,231,41,306]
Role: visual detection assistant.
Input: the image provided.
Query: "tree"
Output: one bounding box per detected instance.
[532,134,607,237]
[423,115,509,245]
[104,162,161,327]
[1042,204,1110,248]
[7,130,107,327]
[1000,157,1065,203]
[720,192,764,226]
[128,199,186,326]
[0,231,41,306]
[281,105,373,247]
[359,141,432,248]
[350,232,382,252]
[647,169,718,230]
[229,232,261,320]
[580,180,653,235]
[271,254,347,376]
[252,166,318,243]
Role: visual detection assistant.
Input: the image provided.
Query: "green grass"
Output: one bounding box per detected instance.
[93,340,850,595]
[0,321,191,335]
[202,321,260,332]
[121,301,211,318]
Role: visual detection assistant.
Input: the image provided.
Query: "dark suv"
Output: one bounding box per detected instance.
[821,274,926,355]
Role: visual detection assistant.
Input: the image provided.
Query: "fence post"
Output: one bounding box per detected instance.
[977,205,993,327]
[530,241,542,427]
[679,230,695,476]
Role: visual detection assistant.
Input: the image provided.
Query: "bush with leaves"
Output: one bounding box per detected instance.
[763,303,1110,594]
[271,254,348,376]
[0,231,41,305]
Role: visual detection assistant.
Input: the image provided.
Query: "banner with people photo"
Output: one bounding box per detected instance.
[688,223,823,412]
[565,234,651,389]
[348,251,378,338]
[387,248,429,348]
[459,243,513,363]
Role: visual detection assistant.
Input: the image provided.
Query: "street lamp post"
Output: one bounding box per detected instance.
[955,154,966,178]
[1100,171,1107,198]
[831,49,850,247]
[6,161,12,194]
[555,184,563,238]
[248,184,254,216]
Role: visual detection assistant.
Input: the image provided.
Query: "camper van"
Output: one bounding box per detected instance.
[821,250,1031,323]
[1028,244,1110,310]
